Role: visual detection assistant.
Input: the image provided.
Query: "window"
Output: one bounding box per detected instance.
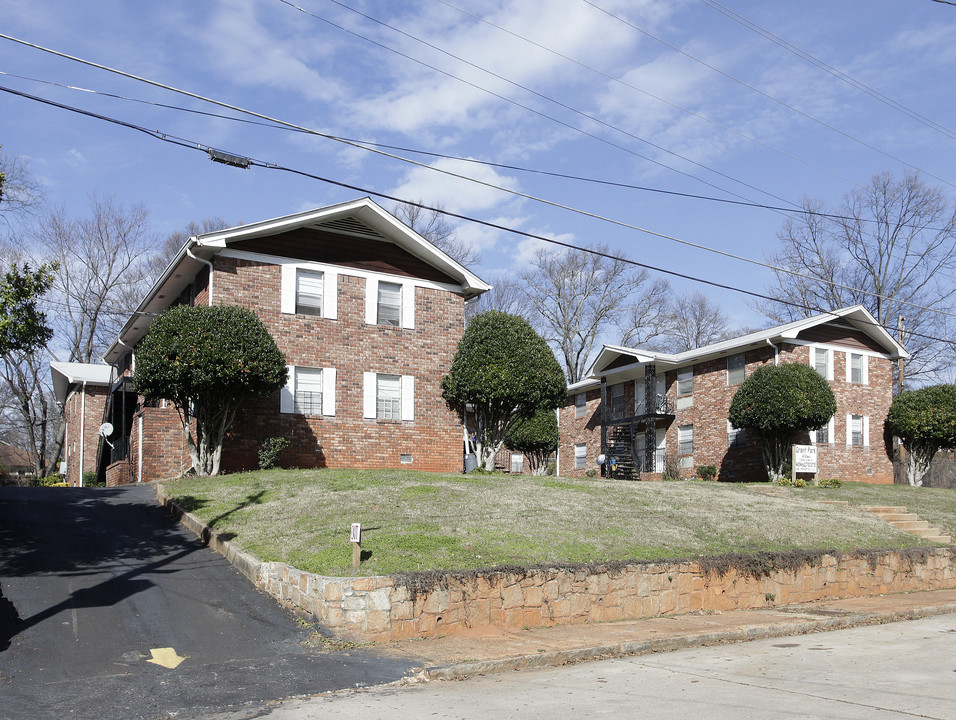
[294,367,323,414]
[575,392,586,418]
[813,417,834,445]
[609,384,625,420]
[280,264,337,318]
[848,353,868,384]
[848,414,868,447]
[363,372,414,421]
[678,425,694,455]
[727,353,745,385]
[677,367,693,395]
[574,443,587,470]
[295,269,323,316]
[377,281,402,327]
[281,366,336,416]
[376,374,402,419]
[510,453,524,473]
[727,420,746,448]
[813,347,831,380]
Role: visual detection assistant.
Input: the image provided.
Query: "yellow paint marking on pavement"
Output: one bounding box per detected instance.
[146,647,187,669]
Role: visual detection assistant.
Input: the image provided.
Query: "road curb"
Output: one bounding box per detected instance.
[419,602,956,681]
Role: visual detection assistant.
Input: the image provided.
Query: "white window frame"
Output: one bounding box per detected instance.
[677,367,693,396]
[575,392,586,419]
[678,424,694,455]
[574,443,587,470]
[363,372,414,421]
[846,413,869,447]
[280,365,336,416]
[727,353,746,385]
[609,383,626,420]
[280,263,337,319]
[812,347,833,381]
[365,277,415,329]
[812,416,835,445]
[510,453,524,474]
[294,268,324,316]
[846,352,869,385]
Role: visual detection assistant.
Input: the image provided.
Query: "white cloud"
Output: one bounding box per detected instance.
[389,158,521,215]
[67,149,86,165]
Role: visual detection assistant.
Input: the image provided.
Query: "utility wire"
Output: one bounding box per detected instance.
[0,80,949,346]
[4,69,952,234]
[434,0,861,189]
[699,0,956,143]
[272,0,785,209]
[581,0,956,190]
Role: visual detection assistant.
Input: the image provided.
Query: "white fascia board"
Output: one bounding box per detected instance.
[50,362,114,404]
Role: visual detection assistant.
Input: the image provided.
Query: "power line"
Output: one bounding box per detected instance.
[581,0,956,191]
[4,69,952,234]
[0,80,950,347]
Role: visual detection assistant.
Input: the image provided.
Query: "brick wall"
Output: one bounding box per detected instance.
[131,254,467,480]
[560,342,896,483]
[63,384,108,487]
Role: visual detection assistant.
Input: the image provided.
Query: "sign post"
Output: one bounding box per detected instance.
[350,522,362,567]
[792,444,818,483]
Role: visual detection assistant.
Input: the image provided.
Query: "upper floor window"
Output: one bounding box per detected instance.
[377,282,402,327]
[848,353,868,384]
[813,347,832,380]
[575,392,586,419]
[295,269,324,316]
[609,384,625,420]
[727,353,745,385]
[677,367,693,396]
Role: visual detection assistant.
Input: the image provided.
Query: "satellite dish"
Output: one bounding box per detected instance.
[98,423,114,437]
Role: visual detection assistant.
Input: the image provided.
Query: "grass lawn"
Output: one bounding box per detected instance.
[163,469,954,577]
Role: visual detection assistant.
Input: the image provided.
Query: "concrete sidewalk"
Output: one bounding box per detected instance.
[377,588,956,681]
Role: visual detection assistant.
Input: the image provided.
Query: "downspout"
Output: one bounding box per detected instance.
[79,380,87,487]
[138,416,144,483]
[555,406,561,477]
[766,339,779,365]
[186,245,214,306]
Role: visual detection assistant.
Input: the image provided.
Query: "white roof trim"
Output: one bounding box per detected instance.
[50,362,114,405]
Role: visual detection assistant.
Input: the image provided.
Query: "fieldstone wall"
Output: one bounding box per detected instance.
[255,548,956,642]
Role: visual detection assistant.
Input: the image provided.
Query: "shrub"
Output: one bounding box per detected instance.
[83,470,105,487]
[696,465,717,481]
[662,452,682,481]
[585,469,598,478]
[887,384,956,486]
[792,477,807,488]
[775,477,793,486]
[36,473,64,487]
[818,477,843,488]
[259,437,290,470]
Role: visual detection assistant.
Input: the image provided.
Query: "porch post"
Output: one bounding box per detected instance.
[600,375,608,464]
[644,363,656,473]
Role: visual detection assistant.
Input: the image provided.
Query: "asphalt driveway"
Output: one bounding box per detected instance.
[0,484,414,720]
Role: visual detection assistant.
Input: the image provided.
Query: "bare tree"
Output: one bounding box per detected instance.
[658,291,733,353]
[464,275,529,322]
[148,217,229,281]
[759,171,956,388]
[393,201,481,267]
[520,244,670,384]
[0,146,42,222]
[0,350,57,477]
[36,196,155,363]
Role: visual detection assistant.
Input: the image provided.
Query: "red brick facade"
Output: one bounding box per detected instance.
[560,314,901,484]
[62,384,109,487]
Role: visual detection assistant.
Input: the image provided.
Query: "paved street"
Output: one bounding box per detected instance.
[206,613,956,720]
[0,485,414,720]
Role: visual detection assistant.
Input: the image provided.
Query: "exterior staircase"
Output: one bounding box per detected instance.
[861,506,952,544]
[606,424,638,480]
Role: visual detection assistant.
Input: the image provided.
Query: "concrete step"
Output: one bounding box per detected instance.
[880,513,919,522]
[891,520,931,532]
[861,505,908,514]
[909,526,945,539]
[925,535,953,544]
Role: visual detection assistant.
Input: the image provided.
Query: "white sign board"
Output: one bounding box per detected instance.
[350,522,362,543]
[793,445,818,474]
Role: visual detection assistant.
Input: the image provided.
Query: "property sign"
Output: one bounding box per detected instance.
[350,523,362,543]
[793,445,818,474]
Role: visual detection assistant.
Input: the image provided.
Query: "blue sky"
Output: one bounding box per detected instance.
[2,0,955,333]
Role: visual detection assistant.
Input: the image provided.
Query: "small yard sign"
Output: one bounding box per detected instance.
[792,444,818,474]
[350,522,362,567]
[350,523,362,543]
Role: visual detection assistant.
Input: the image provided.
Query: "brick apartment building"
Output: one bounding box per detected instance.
[55,198,490,485]
[558,306,907,483]
[51,362,114,486]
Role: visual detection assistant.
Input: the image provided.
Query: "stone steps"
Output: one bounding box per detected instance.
[861,505,952,544]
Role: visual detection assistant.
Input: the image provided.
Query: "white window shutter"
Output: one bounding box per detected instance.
[828,416,835,444]
[863,416,870,446]
[322,367,336,416]
[827,351,834,381]
[324,270,338,320]
[401,283,415,329]
[365,277,378,324]
[846,413,852,446]
[845,352,852,383]
[401,375,415,421]
[862,355,869,385]
[363,372,376,418]
[280,365,295,413]
[280,264,297,314]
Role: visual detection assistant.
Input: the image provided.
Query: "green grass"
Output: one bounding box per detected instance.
[162,469,954,577]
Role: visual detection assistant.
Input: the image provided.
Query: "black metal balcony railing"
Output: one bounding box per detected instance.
[111,436,130,464]
[634,449,668,474]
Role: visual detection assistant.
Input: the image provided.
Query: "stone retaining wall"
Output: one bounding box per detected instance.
[158,487,955,642]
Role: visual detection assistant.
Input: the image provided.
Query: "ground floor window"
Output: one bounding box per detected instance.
[510,453,524,473]
[574,443,586,470]
[678,425,694,455]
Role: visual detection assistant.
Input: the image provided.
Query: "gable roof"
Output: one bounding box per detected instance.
[103,198,491,363]
[50,362,115,405]
[574,305,907,391]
